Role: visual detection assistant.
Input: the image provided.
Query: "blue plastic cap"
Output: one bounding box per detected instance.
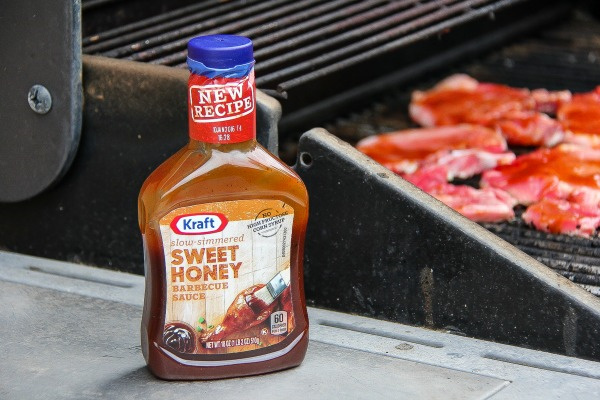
[187,35,254,69]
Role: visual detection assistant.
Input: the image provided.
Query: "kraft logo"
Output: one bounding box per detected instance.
[170,213,228,235]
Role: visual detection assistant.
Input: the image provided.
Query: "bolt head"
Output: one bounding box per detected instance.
[28,84,52,114]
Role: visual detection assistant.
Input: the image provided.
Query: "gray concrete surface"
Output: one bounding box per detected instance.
[1,251,599,399]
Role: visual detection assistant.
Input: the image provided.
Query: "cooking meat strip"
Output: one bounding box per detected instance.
[558,86,600,147]
[410,74,569,147]
[523,198,600,237]
[481,144,600,205]
[482,144,600,236]
[356,124,514,177]
[356,125,517,223]
[426,183,516,223]
[404,169,517,223]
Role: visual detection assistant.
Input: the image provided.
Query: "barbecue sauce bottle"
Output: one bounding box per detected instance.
[138,35,309,380]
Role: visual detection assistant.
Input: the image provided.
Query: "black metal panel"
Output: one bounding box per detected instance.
[294,128,600,360]
[0,56,280,272]
[0,0,82,202]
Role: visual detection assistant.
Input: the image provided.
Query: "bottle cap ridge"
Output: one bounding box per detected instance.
[187,35,254,69]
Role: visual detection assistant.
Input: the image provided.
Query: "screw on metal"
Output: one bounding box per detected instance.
[28,85,52,114]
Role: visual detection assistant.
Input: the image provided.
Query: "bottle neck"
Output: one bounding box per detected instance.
[187,65,257,146]
[188,137,256,154]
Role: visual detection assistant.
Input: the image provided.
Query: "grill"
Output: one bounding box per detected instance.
[81,0,600,295]
[484,215,600,295]
[3,0,600,361]
[325,10,600,297]
[82,0,569,132]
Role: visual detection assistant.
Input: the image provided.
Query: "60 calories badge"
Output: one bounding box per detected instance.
[170,213,228,235]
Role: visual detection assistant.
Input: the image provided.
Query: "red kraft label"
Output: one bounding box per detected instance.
[188,72,256,143]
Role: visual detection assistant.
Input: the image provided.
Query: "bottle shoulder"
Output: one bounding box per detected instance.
[138,143,307,229]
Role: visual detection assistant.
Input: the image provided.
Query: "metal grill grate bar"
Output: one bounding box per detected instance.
[170,0,426,71]
[83,0,257,51]
[82,0,121,12]
[94,0,336,60]
[167,0,395,68]
[153,0,382,67]
[254,0,443,75]
[251,0,391,50]
[83,0,530,89]
[482,218,600,294]
[273,0,524,91]
[257,0,482,87]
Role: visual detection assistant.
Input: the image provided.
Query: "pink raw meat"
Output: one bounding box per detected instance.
[523,198,600,237]
[493,111,564,147]
[414,149,515,182]
[558,86,600,147]
[356,125,512,177]
[404,175,516,222]
[357,124,517,223]
[482,144,600,236]
[410,74,568,147]
[410,74,530,127]
[481,144,600,205]
[531,88,572,114]
[404,166,517,223]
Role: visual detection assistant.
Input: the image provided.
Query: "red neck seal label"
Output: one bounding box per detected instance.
[188,71,256,143]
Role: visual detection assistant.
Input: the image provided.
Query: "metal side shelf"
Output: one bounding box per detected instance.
[1,250,599,400]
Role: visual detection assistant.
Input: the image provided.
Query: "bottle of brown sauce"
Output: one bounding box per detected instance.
[138,34,309,380]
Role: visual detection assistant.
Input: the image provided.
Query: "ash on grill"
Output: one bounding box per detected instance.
[326,10,600,296]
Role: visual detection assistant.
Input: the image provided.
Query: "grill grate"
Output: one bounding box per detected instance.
[84,0,514,72]
[482,216,600,296]
[82,0,566,130]
[326,10,600,296]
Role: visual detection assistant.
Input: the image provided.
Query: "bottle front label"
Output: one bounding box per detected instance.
[188,72,256,144]
[159,199,295,356]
